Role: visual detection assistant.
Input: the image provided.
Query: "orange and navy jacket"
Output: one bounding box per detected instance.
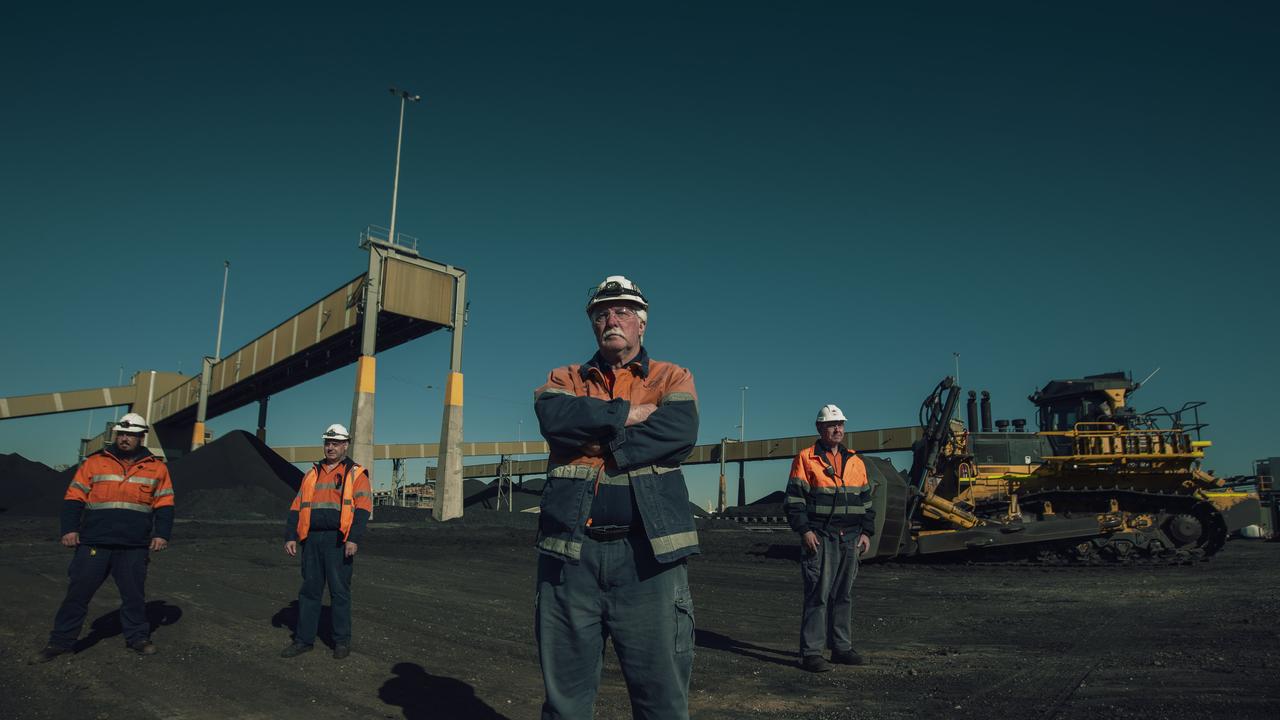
[534,347,700,564]
[784,442,875,537]
[285,458,372,544]
[61,447,175,547]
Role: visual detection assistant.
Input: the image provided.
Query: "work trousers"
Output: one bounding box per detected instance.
[295,530,354,646]
[49,545,150,648]
[536,533,695,720]
[799,529,859,658]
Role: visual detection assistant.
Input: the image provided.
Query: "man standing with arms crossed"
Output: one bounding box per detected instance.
[784,403,875,672]
[534,275,700,719]
[280,422,373,660]
[29,413,174,662]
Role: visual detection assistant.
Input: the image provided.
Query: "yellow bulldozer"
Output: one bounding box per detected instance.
[863,373,1231,563]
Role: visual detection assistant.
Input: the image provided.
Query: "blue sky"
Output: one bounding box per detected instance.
[1,2,1276,508]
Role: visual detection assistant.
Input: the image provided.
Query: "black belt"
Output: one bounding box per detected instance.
[585,525,632,541]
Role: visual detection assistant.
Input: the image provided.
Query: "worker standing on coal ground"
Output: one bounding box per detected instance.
[29,413,175,663]
[533,275,700,719]
[783,404,875,672]
[279,423,373,661]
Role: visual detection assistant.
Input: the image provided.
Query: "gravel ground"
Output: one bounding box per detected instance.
[1,515,1277,720]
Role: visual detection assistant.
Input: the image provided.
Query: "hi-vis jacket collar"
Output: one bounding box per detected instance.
[813,441,854,461]
[579,347,650,380]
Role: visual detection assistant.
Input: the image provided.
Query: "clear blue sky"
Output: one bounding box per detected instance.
[2,2,1276,509]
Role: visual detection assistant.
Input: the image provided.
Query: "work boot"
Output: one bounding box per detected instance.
[333,644,350,660]
[28,644,71,664]
[280,642,313,658]
[128,640,157,656]
[831,648,864,666]
[801,655,833,673]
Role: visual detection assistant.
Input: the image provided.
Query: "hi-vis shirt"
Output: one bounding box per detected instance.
[784,442,875,537]
[61,447,175,546]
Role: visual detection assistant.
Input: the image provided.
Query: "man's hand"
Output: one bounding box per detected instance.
[625,403,657,426]
[284,540,298,557]
[60,532,80,548]
[857,533,871,556]
[344,541,358,558]
[801,530,820,555]
[149,537,169,552]
[581,440,605,457]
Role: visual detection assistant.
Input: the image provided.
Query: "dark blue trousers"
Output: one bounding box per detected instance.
[536,534,694,720]
[799,529,859,657]
[49,545,150,648]
[295,530,353,647]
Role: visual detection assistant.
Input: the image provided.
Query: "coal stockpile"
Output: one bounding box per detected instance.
[168,431,301,521]
[465,477,543,512]
[1,453,72,516]
[721,490,786,518]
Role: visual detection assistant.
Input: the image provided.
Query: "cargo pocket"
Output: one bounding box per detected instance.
[674,585,695,655]
[801,541,822,584]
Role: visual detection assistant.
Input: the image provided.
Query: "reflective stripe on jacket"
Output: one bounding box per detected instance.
[784,442,876,536]
[61,448,175,546]
[289,459,372,543]
[534,347,700,564]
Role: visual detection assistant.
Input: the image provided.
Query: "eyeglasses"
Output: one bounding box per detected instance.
[591,306,640,323]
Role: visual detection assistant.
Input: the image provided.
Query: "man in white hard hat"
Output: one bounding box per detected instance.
[29,413,175,663]
[533,275,700,719]
[280,422,373,660]
[783,403,875,672]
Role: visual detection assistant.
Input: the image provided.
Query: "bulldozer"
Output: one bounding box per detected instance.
[862,373,1230,563]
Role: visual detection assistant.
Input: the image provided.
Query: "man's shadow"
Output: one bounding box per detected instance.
[379,662,512,720]
[696,628,797,667]
[271,601,334,648]
[74,600,183,652]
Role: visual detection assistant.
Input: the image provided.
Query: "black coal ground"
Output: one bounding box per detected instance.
[1,512,1277,720]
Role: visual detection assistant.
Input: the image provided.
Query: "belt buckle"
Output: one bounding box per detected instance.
[587,525,630,541]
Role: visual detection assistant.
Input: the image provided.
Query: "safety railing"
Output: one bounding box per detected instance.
[1040,423,1199,458]
[359,224,420,254]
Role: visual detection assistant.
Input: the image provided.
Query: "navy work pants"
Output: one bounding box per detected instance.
[49,545,150,648]
[799,529,859,658]
[294,530,354,647]
[535,533,695,720]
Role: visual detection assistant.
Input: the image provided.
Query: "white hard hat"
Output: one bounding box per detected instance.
[321,423,351,441]
[113,412,149,433]
[816,404,847,423]
[586,275,648,313]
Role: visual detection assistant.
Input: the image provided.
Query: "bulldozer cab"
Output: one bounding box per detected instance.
[1030,372,1136,432]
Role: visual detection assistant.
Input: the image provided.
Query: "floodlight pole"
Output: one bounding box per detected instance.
[387,87,421,246]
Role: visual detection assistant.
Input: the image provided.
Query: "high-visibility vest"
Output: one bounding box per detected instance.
[293,460,367,542]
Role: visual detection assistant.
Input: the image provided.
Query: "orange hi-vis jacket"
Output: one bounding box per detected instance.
[287,458,373,543]
[61,447,175,546]
[534,347,701,563]
[784,442,876,537]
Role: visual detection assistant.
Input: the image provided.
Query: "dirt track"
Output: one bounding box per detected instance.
[1,516,1277,720]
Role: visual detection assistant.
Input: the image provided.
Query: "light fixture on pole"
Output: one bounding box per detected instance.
[387,87,421,246]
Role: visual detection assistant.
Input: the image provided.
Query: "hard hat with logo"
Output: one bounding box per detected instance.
[816,404,847,423]
[113,412,149,434]
[586,275,648,313]
[321,423,351,441]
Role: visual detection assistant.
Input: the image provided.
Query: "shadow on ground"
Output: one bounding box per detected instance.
[271,601,334,648]
[74,600,183,652]
[379,662,512,720]
[696,628,797,668]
